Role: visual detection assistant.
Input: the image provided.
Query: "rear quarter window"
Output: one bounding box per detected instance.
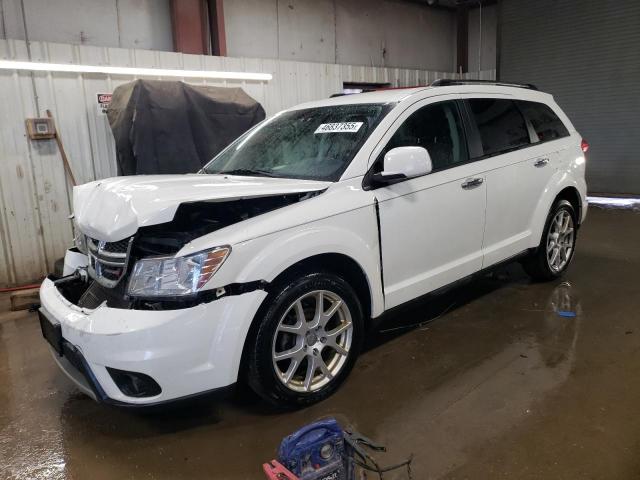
[468,99,530,157]
[517,101,570,142]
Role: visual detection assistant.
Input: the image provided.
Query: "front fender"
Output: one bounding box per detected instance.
[211,206,384,317]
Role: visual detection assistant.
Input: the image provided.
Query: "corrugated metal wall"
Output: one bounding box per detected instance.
[0,39,495,287]
[499,0,640,195]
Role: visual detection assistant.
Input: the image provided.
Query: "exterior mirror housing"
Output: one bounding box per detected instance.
[369,146,433,187]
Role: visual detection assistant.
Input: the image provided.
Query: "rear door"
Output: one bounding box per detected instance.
[465,98,567,267]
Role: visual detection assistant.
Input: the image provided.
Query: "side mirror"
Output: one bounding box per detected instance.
[370,146,433,187]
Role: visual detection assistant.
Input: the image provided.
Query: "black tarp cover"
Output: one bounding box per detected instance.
[107,80,266,175]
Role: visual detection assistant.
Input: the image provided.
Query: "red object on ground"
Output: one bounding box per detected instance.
[262,460,299,480]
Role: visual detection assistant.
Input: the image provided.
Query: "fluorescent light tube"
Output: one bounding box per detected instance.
[0,60,272,81]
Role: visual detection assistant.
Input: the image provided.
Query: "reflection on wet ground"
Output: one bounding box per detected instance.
[1,207,640,479]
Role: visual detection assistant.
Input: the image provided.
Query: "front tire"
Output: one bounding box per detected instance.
[522,199,577,281]
[246,271,363,408]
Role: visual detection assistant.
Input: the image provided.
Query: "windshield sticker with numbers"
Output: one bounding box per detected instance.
[314,122,363,134]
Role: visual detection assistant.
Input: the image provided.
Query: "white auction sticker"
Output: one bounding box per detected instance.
[314,122,363,134]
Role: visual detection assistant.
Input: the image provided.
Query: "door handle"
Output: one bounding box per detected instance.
[534,158,549,167]
[461,177,484,190]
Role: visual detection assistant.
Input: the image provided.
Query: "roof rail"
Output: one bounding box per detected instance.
[431,79,538,90]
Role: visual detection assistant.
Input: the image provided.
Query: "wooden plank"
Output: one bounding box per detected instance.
[10,288,40,312]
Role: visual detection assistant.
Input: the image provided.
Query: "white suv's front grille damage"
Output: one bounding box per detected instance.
[87,236,134,288]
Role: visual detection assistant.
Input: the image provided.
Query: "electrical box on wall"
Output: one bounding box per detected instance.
[25,118,56,140]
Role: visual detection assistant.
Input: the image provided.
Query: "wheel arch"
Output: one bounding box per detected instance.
[268,253,373,321]
[530,176,583,249]
[555,186,582,226]
[237,252,374,390]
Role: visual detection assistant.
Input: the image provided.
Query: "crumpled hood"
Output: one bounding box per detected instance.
[73,174,330,242]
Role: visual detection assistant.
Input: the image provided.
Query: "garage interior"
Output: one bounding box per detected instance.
[1,0,639,479]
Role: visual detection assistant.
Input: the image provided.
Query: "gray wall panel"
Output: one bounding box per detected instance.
[0,0,174,51]
[468,4,497,72]
[499,0,640,194]
[223,0,457,71]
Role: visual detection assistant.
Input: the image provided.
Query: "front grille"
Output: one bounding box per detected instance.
[102,238,131,253]
[87,236,133,288]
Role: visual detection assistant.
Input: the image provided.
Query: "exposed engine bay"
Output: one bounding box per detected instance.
[133,193,314,257]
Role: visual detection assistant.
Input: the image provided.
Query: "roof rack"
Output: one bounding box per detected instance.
[431,79,538,90]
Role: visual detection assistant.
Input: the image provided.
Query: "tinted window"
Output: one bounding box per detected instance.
[468,99,530,156]
[518,101,569,142]
[380,101,468,171]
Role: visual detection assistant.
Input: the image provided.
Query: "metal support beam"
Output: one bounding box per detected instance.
[207,0,227,56]
[456,6,469,74]
[170,0,209,55]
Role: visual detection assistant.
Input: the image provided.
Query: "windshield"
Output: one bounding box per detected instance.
[201,103,393,181]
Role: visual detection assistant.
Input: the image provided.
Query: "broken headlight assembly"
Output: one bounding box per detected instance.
[127,246,231,298]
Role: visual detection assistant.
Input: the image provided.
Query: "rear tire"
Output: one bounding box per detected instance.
[522,199,577,281]
[246,271,363,409]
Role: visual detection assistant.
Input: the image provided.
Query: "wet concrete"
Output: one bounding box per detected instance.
[1,206,640,479]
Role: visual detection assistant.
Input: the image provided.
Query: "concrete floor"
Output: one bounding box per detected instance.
[1,206,640,480]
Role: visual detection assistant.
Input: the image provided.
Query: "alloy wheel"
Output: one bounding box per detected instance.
[546,209,575,272]
[272,290,353,393]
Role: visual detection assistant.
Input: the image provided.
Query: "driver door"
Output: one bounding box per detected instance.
[371,99,487,309]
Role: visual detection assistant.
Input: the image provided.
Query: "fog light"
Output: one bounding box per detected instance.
[106,367,162,398]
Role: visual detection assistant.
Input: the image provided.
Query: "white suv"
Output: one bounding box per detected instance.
[39,80,588,408]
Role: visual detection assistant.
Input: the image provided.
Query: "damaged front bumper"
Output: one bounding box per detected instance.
[38,276,267,406]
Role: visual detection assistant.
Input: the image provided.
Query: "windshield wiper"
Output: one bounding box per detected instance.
[221,168,277,177]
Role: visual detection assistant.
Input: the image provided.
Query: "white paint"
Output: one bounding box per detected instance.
[370,94,485,307]
[382,146,433,179]
[73,175,330,242]
[39,277,268,403]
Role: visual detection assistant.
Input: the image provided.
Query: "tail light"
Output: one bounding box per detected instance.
[581,138,589,153]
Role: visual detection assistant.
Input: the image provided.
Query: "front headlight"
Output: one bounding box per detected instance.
[72,217,88,254]
[127,246,231,297]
